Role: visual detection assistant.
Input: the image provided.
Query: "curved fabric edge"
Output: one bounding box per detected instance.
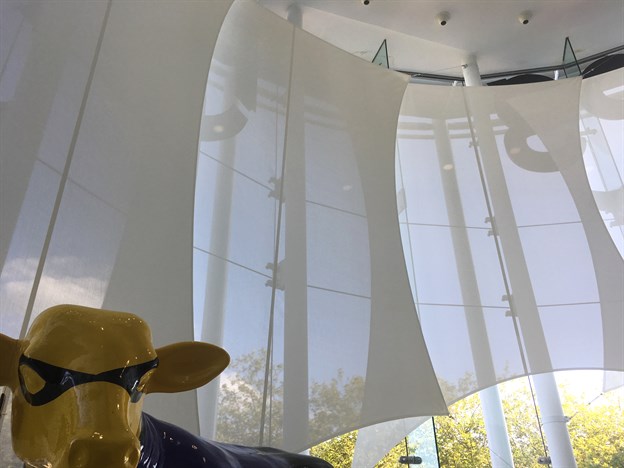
[0,0,235,461]
[286,23,449,452]
[195,0,447,452]
[354,73,624,466]
[36,0,234,432]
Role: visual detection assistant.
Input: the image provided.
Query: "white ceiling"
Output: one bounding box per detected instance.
[258,0,624,79]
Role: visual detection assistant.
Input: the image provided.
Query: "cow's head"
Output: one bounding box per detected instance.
[0,304,229,468]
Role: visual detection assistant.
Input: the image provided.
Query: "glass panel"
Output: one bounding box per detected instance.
[372,39,389,69]
[407,419,440,467]
[562,37,581,78]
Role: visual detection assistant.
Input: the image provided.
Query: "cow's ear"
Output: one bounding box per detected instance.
[0,333,21,389]
[144,342,230,394]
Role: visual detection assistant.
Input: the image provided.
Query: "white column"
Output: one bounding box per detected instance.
[461,59,482,88]
[532,373,577,468]
[462,56,515,468]
[480,386,515,468]
[462,56,577,468]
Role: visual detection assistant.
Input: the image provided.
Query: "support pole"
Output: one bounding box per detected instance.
[462,56,515,468]
[480,386,515,468]
[462,56,577,468]
[532,373,577,467]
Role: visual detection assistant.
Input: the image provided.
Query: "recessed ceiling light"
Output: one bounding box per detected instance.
[436,12,450,26]
[213,124,225,133]
[518,11,532,25]
[443,163,454,171]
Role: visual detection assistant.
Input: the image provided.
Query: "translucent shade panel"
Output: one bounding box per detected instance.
[353,416,430,468]
[290,22,448,451]
[0,3,233,456]
[356,74,624,466]
[194,1,447,452]
[1,1,107,337]
[463,76,623,374]
[580,68,624,257]
[194,0,292,444]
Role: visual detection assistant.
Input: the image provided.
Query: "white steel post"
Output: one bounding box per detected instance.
[532,373,577,467]
[462,57,515,468]
[462,56,577,468]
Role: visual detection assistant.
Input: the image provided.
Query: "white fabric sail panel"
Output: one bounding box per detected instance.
[291,26,448,446]
[352,416,428,468]
[465,78,624,373]
[397,84,524,396]
[0,5,108,463]
[357,76,624,467]
[453,76,622,377]
[194,0,293,444]
[0,0,233,435]
[579,69,624,258]
[356,82,523,468]
[194,0,447,452]
[0,1,108,338]
[0,2,107,459]
[73,0,233,432]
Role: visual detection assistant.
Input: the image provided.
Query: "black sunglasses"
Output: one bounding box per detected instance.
[18,354,159,406]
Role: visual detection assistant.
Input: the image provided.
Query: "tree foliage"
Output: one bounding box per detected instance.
[311,431,357,467]
[216,349,282,445]
[564,388,624,467]
[434,393,491,467]
[216,354,624,468]
[431,380,624,468]
[309,380,624,467]
[216,350,365,450]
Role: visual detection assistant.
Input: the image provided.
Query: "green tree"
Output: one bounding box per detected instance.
[310,430,410,468]
[216,349,283,446]
[311,430,357,467]
[427,379,624,468]
[498,379,545,467]
[216,355,624,468]
[564,388,624,467]
[216,349,366,456]
[434,393,491,467]
[309,370,364,441]
[376,438,417,468]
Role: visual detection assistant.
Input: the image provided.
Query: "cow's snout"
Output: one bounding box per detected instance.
[67,436,140,468]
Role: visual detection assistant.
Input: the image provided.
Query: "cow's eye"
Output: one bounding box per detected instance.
[19,365,46,394]
[135,369,156,393]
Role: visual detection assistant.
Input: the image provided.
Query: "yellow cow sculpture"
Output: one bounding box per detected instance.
[0,304,229,467]
[0,304,332,468]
